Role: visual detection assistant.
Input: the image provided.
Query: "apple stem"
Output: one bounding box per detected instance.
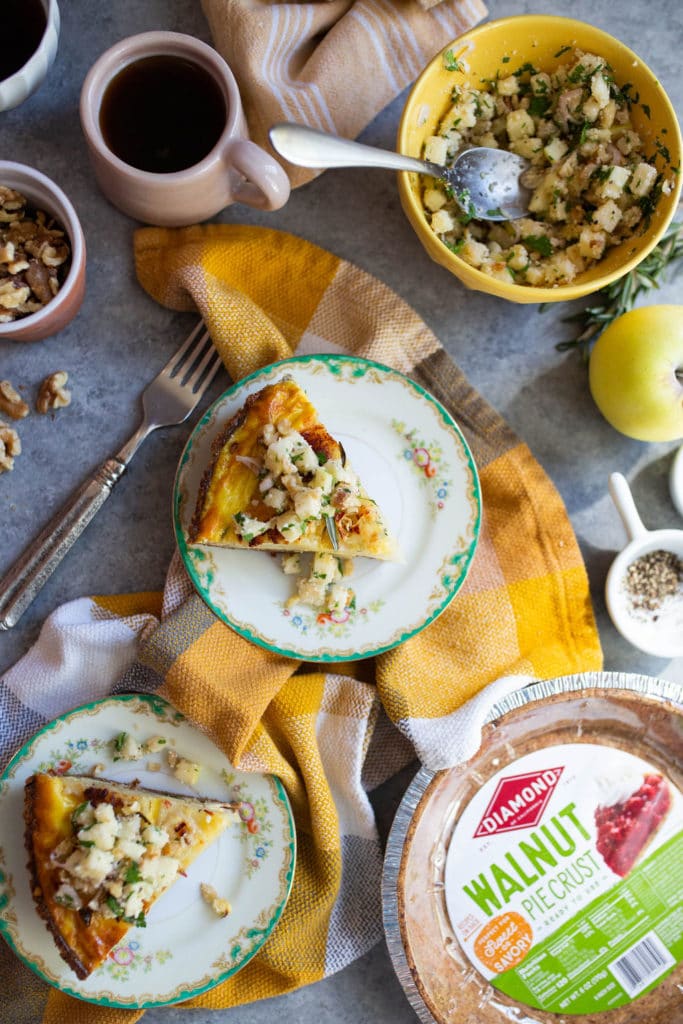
[677,368,683,385]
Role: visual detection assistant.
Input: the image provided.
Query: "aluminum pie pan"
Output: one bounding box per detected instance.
[381,671,683,1024]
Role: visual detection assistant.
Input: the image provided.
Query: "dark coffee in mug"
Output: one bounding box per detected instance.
[1,0,47,82]
[99,55,227,174]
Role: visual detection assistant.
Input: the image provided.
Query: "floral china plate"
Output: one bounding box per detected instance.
[174,354,481,661]
[0,694,296,1008]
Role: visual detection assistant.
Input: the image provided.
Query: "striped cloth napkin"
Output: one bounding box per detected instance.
[0,225,602,1024]
[201,0,489,187]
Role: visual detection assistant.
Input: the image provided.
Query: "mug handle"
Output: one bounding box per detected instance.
[225,139,291,211]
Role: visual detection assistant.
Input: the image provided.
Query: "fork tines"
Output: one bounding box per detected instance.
[165,320,223,394]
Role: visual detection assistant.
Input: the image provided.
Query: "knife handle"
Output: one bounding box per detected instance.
[0,458,125,630]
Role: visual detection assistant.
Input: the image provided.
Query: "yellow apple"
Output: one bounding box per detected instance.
[588,305,683,442]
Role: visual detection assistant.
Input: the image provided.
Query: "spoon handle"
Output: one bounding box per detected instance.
[608,472,649,542]
[269,122,433,176]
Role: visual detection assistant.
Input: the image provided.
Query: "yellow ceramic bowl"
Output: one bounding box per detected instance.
[398,15,682,304]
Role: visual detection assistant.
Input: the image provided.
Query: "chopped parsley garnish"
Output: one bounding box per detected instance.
[513,61,538,78]
[528,94,550,118]
[523,235,553,258]
[106,896,124,918]
[574,121,590,146]
[611,81,639,107]
[125,861,142,884]
[641,103,651,119]
[567,63,586,84]
[592,166,613,182]
[502,55,510,64]
[114,732,128,753]
[443,49,464,73]
[638,173,664,227]
[485,207,505,218]
[656,139,672,164]
[316,452,328,465]
[106,896,146,927]
[455,189,477,224]
[233,511,255,542]
[554,45,572,58]
[445,238,466,255]
[71,801,90,828]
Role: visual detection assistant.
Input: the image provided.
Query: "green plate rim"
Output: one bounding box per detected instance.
[0,694,296,1009]
[173,353,482,662]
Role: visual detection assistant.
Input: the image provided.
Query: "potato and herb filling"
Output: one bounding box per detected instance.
[190,379,398,616]
[232,417,365,552]
[25,773,238,979]
[49,791,212,926]
[284,550,356,615]
[422,48,676,286]
[230,418,375,613]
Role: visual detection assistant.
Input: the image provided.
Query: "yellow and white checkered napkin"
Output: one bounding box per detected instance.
[0,226,602,1024]
[201,0,488,187]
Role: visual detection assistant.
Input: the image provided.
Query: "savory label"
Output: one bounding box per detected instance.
[444,744,683,1014]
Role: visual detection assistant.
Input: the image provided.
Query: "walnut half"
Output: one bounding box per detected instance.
[200,882,231,918]
[0,419,21,473]
[0,379,29,420]
[0,186,71,322]
[36,371,71,414]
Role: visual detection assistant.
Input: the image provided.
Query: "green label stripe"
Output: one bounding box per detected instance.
[493,831,683,1014]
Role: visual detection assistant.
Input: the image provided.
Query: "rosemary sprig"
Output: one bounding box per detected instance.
[555,221,683,358]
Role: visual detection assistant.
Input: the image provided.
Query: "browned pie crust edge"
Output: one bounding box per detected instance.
[24,774,90,980]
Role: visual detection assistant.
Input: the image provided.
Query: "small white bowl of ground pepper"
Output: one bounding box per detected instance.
[606,472,683,658]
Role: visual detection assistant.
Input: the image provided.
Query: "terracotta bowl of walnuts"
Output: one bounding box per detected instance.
[0,160,86,342]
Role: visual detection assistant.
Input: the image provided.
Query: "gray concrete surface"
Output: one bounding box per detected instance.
[1,0,682,1021]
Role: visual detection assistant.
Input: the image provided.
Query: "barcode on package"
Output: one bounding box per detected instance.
[608,932,675,997]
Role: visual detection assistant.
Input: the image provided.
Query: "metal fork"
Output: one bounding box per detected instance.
[0,321,222,630]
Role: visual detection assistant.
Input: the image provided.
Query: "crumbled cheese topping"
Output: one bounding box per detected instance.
[112,732,141,761]
[231,420,366,554]
[172,756,201,787]
[165,748,202,786]
[231,418,367,613]
[286,551,355,614]
[49,792,208,925]
[143,735,168,754]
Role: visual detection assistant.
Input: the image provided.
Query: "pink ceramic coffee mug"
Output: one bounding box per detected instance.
[79,31,290,225]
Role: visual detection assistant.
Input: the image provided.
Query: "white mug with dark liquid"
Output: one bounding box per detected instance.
[79,32,290,225]
[0,0,60,112]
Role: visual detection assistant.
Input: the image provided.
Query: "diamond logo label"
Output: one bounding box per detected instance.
[473,767,564,838]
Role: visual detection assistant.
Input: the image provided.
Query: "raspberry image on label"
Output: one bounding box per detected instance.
[594,773,671,877]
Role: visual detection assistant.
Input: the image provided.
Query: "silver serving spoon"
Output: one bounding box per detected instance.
[270,122,530,221]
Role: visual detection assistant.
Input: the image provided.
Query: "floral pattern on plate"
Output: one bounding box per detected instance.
[392,418,452,515]
[174,354,481,662]
[103,941,173,981]
[282,597,385,640]
[0,694,295,1008]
